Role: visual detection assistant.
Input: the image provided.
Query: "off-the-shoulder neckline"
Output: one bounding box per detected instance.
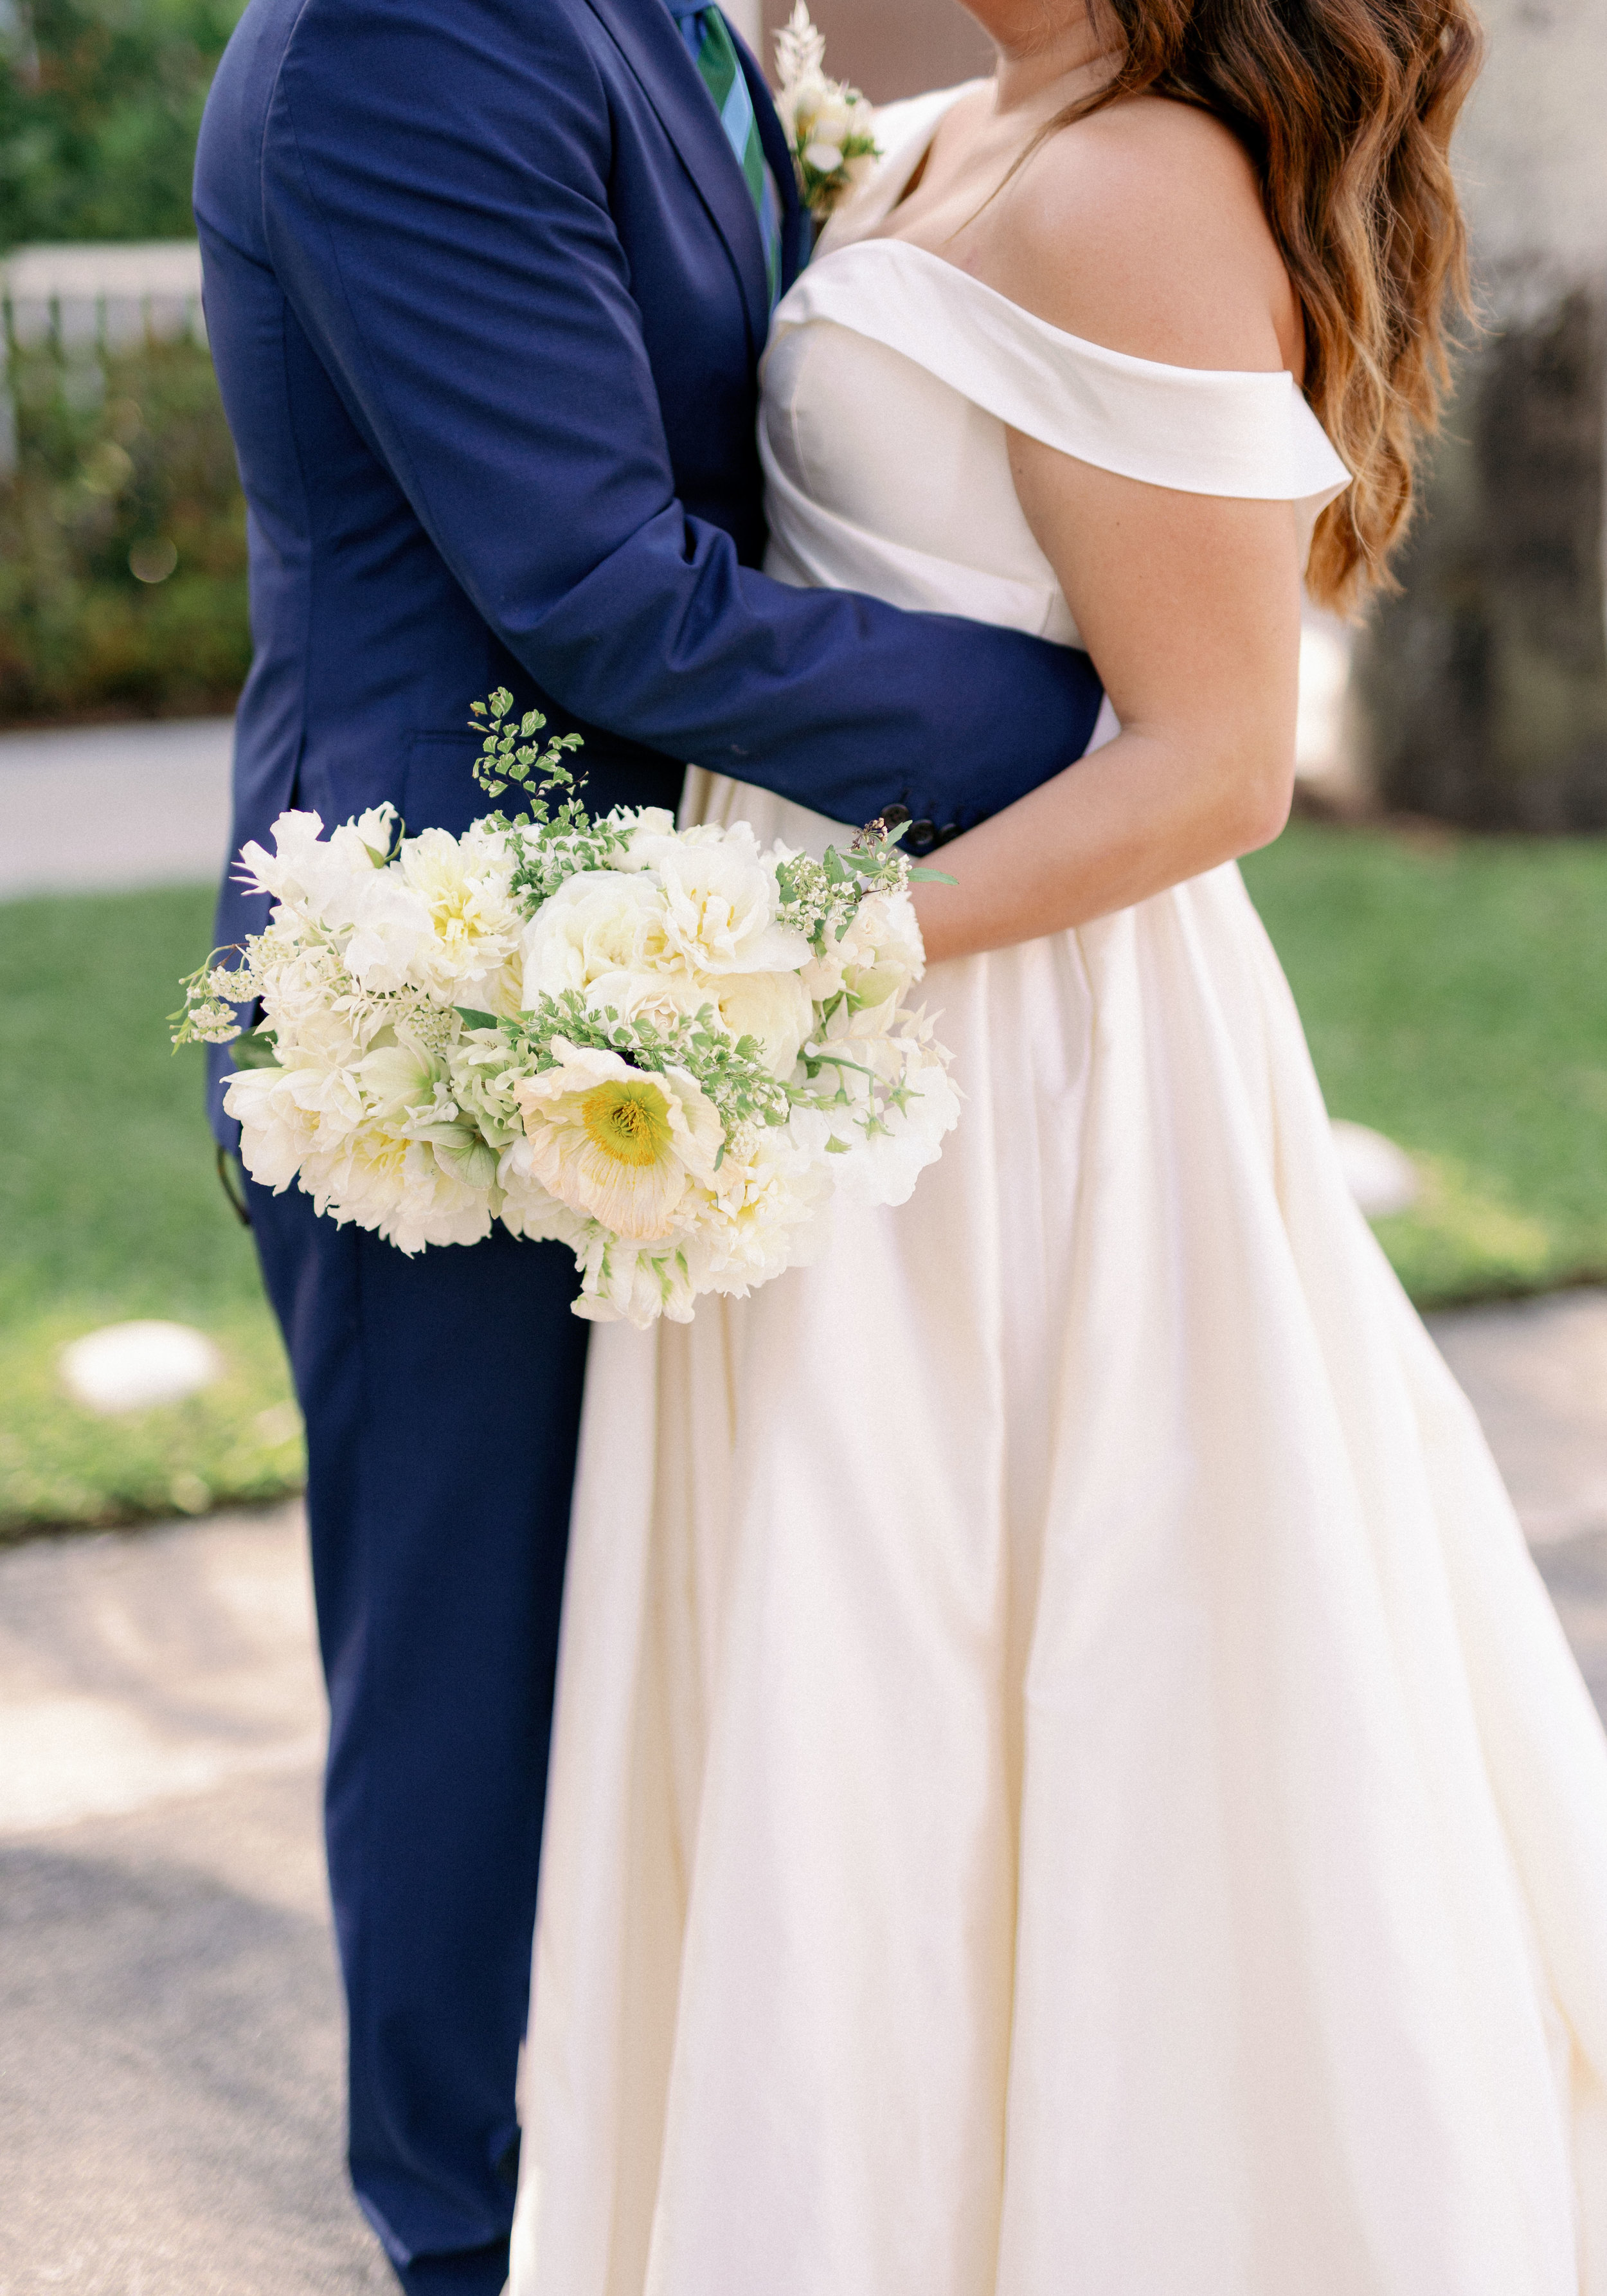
[784,235,1306,396]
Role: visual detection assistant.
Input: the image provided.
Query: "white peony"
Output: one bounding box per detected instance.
[393,822,524,1002]
[611,808,678,870]
[632,822,810,976]
[512,1041,723,1242]
[518,870,671,1006]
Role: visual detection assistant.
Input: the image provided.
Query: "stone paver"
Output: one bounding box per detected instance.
[1,1294,1604,2291]
[0,718,233,899]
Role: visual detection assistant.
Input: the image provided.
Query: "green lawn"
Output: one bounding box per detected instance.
[1242,820,1607,1305]
[0,885,301,1539]
[1,825,1604,1535]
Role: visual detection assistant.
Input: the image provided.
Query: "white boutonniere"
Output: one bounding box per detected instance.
[773,3,881,222]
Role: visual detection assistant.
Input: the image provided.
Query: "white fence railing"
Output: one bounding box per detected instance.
[0,240,206,475]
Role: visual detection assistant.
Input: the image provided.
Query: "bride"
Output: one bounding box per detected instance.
[512,1,1607,2287]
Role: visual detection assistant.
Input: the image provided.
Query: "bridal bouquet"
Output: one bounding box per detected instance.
[175,691,956,1327]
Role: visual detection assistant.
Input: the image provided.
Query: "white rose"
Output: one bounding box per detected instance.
[708,968,814,1078]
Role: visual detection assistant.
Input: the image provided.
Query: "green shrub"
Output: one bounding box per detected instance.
[1,0,244,251]
[0,331,250,719]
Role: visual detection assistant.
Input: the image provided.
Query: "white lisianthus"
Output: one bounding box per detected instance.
[512,1041,723,1242]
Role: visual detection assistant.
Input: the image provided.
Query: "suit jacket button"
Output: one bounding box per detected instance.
[881,803,911,827]
[906,818,937,854]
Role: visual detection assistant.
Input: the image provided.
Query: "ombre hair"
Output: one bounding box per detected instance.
[1043,0,1484,609]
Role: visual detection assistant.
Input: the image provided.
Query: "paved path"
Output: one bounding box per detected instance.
[0,718,234,899]
[2,1292,1604,2293]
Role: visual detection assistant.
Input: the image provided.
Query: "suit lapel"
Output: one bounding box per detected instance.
[583,0,771,350]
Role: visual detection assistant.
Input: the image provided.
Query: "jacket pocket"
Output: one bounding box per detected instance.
[400,730,486,838]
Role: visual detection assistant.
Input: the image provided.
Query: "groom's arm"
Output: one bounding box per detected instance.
[224,0,1100,835]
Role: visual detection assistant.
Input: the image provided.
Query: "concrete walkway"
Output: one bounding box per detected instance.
[0,718,234,900]
[1,1292,1605,2293]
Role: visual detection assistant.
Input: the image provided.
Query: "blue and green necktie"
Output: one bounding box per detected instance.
[663,1,784,305]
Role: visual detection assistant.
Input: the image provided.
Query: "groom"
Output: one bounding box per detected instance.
[195,1,1102,2288]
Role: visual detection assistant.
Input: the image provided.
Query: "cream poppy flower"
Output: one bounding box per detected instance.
[512,1041,722,1242]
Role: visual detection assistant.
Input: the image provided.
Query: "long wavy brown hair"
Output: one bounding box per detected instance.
[1043,0,1484,610]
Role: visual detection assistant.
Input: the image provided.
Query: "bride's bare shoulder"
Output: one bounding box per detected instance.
[983,95,1303,379]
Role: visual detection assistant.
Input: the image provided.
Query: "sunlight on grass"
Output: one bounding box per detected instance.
[0,884,302,1537]
[1243,821,1607,1306]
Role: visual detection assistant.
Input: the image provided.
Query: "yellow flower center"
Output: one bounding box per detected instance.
[580,1079,673,1168]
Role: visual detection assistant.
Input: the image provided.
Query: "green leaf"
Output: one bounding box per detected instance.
[230,1029,281,1072]
[454,1007,499,1031]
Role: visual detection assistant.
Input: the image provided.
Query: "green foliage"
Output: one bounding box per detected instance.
[0,0,246,251]
[0,883,301,1537]
[0,332,250,719]
[1243,821,1607,1305]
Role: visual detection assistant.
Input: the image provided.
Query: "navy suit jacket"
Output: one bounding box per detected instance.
[195,0,1104,1135]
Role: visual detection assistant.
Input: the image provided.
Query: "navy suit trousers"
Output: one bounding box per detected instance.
[249,1175,589,2291]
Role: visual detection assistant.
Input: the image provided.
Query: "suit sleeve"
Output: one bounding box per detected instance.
[261,0,1104,831]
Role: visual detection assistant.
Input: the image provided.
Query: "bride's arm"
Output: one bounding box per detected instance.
[911,100,1311,964]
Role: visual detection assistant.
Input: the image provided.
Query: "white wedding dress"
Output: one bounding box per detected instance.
[510,96,1607,2295]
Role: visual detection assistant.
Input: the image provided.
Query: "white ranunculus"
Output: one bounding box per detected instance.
[512,1040,723,1242]
[804,138,845,172]
[518,871,671,1006]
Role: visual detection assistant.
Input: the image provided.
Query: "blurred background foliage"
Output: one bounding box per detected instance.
[0,0,242,249]
[1,0,250,723]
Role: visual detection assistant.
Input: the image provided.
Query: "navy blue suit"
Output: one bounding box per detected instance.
[194,1,1103,2285]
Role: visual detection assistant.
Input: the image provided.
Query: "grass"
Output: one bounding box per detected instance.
[0,884,302,1540]
[1242,820,1607,1306]
[1,824,1603,1534]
